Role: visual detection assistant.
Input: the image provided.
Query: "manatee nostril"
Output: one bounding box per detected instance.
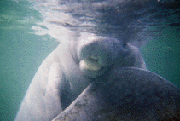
[78,42,96,61]
[89,55,99,63]
[90,55,98,60]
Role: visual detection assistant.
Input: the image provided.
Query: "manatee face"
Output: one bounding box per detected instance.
[70,33,124,78]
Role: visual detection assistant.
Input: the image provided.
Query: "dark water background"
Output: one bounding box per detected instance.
[0,0,179,121]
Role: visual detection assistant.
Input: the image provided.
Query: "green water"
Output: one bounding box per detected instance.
[0,1,59,120]
[0,0,179,121]
[141,27,180,88]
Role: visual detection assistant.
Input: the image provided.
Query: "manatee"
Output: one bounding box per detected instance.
[15,0,180,120]
[15,33,147,121]
[52,67,180,121]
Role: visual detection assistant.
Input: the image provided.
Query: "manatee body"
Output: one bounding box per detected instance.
[15,33,146,121]
[52,67,180,121]
[15,0,180,120]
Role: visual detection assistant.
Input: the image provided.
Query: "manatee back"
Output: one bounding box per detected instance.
[52,67,180,121]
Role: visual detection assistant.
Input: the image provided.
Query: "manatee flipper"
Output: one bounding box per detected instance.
[15,48,65,121]
[52,67,180,121]
[44,62,62,120]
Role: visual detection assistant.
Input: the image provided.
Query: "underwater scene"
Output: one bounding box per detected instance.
[0,0,179,120]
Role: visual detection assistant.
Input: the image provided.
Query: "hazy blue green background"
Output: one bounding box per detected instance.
[0,1,59,120]
[141,27,180,89]
[0,0,179,121]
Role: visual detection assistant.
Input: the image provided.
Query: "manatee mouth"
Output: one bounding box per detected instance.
[79,55,102,71]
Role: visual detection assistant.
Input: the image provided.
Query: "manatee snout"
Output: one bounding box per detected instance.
[78,35,122,72]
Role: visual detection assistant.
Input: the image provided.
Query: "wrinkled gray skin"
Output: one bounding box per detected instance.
[15,0,179,120]
[52,67,180,121]
[15,32,147,121]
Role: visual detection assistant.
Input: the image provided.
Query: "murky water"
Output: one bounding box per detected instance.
[0,0,179,120]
